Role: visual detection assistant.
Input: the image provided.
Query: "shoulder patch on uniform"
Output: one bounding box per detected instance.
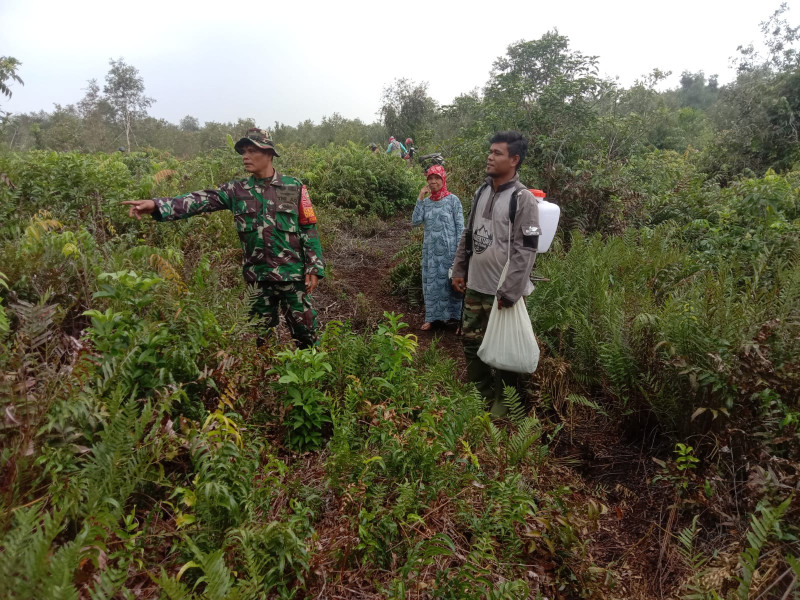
[299,185,317,225]
[523,225,540,236]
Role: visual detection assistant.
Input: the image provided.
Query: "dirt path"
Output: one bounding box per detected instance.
[314,214,466,374]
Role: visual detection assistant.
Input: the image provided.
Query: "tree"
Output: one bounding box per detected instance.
[77,79,114,151]
[47,104,83,151]
[735,2,800,74]
[179,115,200,132]
[103,58,153,151]
[78,79,103,117]
[486,31,600,106]
[380,78,438,144]
[483,32,603,180]
[710,4,800,175]
[0,56,24,120]
[675,71,719,110]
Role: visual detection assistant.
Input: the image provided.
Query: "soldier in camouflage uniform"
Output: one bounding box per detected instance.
[123,128,325,349]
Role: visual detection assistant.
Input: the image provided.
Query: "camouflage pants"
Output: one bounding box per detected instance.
[250,281,318,349]
[462,288,520,417]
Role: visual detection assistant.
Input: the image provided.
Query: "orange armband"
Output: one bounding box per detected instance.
[298,185,317,225]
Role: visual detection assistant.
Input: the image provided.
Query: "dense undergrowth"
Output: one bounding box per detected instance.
[0,149,593,599]
[531,166,800,436]
[0,137,799,597]
[391,153,800,597]
[4,12,800,595]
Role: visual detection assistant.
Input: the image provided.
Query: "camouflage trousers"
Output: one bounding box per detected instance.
[462,288,520,418]
[250,281,318,349]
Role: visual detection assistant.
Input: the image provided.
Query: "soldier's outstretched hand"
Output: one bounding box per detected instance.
[122,199,156,220]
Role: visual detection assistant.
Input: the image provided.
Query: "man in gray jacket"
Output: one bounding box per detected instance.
[451,131,540,417]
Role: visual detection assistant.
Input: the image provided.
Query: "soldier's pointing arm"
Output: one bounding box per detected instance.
[151,182,235,222]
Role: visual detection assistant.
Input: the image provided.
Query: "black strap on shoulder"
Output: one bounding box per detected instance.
[508,183,537,278]
[508,181,528,225]
[509,191,518,224]
[465,182,490,256]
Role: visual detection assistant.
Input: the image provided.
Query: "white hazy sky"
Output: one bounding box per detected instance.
[0,0,780,128]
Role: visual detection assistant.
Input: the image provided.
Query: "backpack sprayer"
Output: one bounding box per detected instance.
[529,189,560,254]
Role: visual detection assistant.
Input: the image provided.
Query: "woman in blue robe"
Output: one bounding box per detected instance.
[412,165,465,331]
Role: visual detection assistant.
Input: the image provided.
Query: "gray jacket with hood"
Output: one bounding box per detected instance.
[451,174,540,304]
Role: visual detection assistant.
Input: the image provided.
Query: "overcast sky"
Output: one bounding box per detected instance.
[0,0,780,129]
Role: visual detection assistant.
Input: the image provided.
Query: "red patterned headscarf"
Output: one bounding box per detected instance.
[426,165,450,201]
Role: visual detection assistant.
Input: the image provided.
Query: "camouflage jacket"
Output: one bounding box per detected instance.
[152,172,325,284]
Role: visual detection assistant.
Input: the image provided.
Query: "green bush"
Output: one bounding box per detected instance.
[281,141,424,217]
[269,348,332,452]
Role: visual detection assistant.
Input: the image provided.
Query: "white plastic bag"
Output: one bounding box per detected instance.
[477,264,540,373]
[477,206,541,374]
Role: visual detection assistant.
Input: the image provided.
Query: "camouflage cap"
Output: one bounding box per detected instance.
[234,128,280,157]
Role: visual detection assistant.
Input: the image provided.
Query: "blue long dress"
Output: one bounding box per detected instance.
[411,193,465,322]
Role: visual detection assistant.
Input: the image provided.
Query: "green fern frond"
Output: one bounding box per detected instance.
[501,385,526,423]
[86,566,129,600]
[151,569,192,600]
[735,496,792,600]
[482,415,506,452]
[392,481,417,520]
[566,393,608,417]
[0,508,86,600]
[786,553,800,579]
[674,514,721,600]
[508,416,542,466]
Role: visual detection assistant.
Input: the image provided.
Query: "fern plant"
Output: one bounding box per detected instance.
[675,515,723,600]
[0,508,88,600]
[0,270,9,340]
[508,416,542,467]
[389,234,423,305]
[500,385,527,423]
[735,497,792,599]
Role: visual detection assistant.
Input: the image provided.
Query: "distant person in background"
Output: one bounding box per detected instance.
[386,136,407,158]
[404,137,416,166]
[369,143,380,154]
[122,128,325,349]
[412,165,464,332]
